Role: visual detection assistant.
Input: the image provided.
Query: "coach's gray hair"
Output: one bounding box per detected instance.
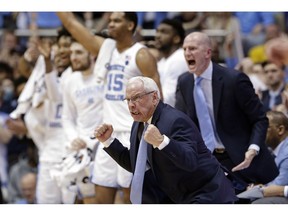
[128,76,160,98]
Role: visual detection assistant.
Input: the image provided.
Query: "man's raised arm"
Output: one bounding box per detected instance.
[57,12,105,56]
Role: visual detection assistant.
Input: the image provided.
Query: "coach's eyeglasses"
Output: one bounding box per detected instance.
[123,91,155,104]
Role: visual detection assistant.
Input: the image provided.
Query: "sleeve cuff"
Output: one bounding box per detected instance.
[284,186,288,198]
[157,135,170,150]
[249,144,260,155]
[102,136,115,148]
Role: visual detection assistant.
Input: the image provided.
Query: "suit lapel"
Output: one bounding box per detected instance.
[151,101,164,125]
[184,73,197,115]
[212,63,223,120]
[147,101,165,171]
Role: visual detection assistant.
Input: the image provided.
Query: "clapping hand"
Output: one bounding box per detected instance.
[37,38,54,73]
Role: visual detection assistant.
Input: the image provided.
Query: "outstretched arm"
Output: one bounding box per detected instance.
[232,149,258,172]
[57,12,105,56]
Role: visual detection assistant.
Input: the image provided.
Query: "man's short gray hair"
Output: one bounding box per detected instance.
[128,76,160,98]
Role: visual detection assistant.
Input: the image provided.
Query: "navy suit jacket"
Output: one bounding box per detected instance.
[104,101,237,204]
[175,62,279,184]
[260,87,285,112]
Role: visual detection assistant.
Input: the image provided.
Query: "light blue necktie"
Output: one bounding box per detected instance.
[269,93,277,109]
[193,77,216,152]
[130,123,148,204]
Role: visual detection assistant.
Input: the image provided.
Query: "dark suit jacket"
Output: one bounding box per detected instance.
[104,101,237,204]
[0,178,3,204]
[260,86,285,112]
[175,62,279,184]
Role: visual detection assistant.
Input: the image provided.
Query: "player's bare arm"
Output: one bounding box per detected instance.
[57,12,105,56]
[136,47,163,99]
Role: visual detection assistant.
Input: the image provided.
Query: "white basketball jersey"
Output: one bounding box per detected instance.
[157,48,189,107]
[40,99,65,163]
[62,72,104,147]
[103,42,144,132]
[40,67,73,163]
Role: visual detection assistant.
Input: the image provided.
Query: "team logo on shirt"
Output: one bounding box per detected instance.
[125,55,131,66]
[106,64,125,72]
[88,98,94,104]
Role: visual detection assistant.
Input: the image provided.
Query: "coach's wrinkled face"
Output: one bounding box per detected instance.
[125,80,157,122]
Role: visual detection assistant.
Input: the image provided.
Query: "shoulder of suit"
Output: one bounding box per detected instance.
[178,71,191,80]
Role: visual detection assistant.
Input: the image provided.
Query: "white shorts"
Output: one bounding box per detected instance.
[36,162,76,204]
[91,131,133,188]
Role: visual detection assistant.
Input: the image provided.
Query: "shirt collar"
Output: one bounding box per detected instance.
[193,61,213,81]
[274,137,287,156]
[139,119,152,128]
[146,117,152,125]
[269,82,285,96]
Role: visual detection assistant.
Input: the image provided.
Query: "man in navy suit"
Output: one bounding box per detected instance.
[94,76,237,204]
[175,32,278,192]
[259,61,286,112]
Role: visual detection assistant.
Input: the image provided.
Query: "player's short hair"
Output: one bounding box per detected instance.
[124,12,138,33]
[57,27,72,42]
[160,18,185,44]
